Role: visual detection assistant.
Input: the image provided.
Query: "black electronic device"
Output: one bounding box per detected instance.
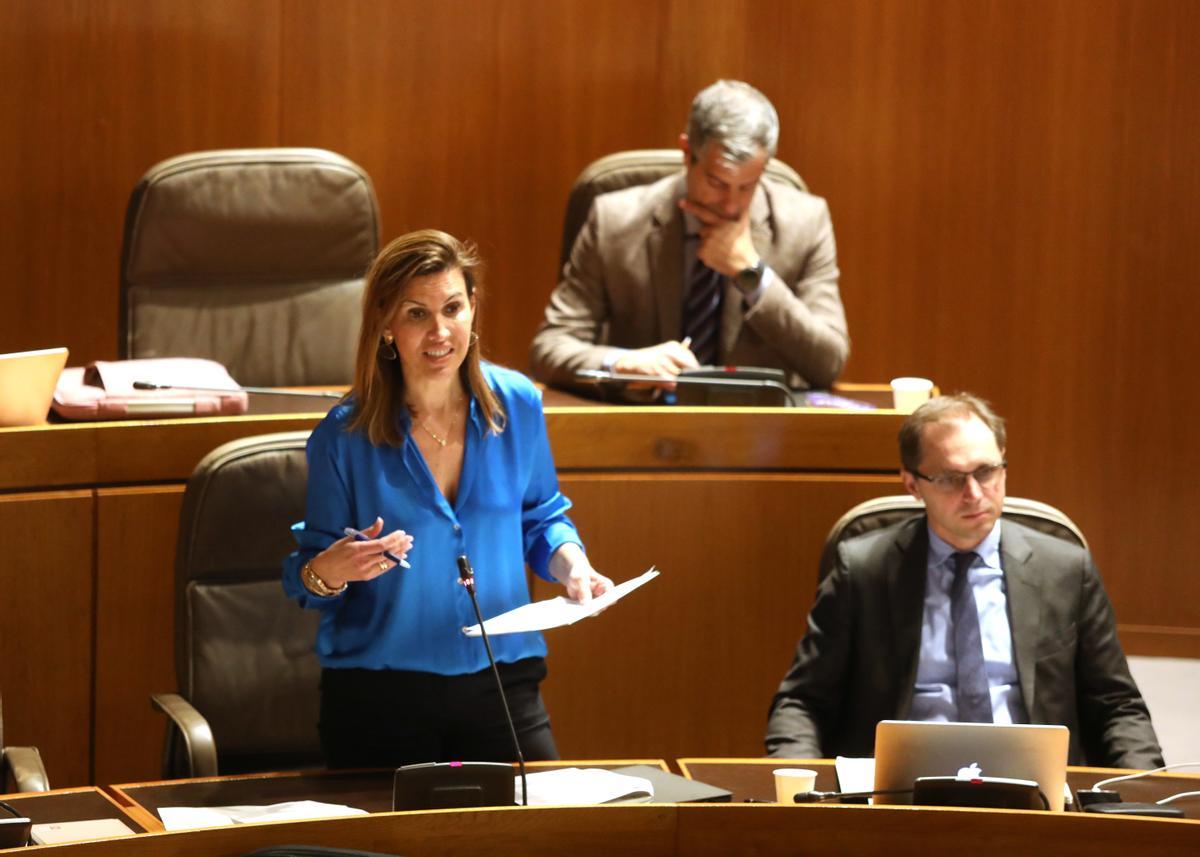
[912,775,1047,810]
[1075,788,1123,809]
[674,366,792,407]
[575,366,795,407]
[0,802,31,849]
[1084,801,1186,818]
[392,761,516,811]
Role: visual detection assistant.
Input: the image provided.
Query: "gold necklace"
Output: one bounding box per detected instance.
[410,399,461,448]
[417,412,456,447]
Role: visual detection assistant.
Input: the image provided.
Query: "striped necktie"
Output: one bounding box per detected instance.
[682,245,722,366]
[950,551,993,723]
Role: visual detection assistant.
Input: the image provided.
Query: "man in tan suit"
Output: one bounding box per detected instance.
[530,80,849,396]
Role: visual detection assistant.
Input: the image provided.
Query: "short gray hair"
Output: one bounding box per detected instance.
[686,80,780,162]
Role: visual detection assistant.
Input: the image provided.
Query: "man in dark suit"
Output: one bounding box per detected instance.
[766,393,1163,769]
[530,80,849,395]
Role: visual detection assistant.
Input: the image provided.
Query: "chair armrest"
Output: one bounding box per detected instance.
[4,746,49,792]
[150,693,218,778]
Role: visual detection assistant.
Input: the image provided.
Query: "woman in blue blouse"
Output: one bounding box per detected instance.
[283,229,612,767]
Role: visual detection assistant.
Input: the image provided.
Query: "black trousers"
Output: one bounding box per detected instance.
[318,657,558,768]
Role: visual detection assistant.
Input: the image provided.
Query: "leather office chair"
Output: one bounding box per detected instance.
[151,431,322,778]
[818,495,1088,583]
[120,148,380,387]
[0,692,49,792]
[559,148,807,268]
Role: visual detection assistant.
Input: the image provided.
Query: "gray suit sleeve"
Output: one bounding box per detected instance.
[1075,556,1164,769]
[529,203,615,390]
[745,198,849,388]
[765,545,855,757]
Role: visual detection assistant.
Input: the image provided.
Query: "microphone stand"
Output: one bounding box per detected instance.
[456,555,528,806]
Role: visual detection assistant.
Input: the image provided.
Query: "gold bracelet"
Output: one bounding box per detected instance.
[302,560,347,597]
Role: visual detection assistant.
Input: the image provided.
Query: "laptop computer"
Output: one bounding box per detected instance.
[0,347,68,427]
[873,720,1070,811]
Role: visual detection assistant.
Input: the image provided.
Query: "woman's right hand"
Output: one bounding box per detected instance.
[309,516,413,588]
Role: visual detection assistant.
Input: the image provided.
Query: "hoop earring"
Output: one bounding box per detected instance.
[379,333,398,361]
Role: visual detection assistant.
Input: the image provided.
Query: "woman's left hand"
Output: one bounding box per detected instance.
[550,542,613,604]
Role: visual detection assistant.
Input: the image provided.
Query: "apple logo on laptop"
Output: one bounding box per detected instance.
[956,763,983,780]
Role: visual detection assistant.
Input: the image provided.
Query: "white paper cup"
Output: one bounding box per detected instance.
[773,767,818,804]
[890,377,934,413]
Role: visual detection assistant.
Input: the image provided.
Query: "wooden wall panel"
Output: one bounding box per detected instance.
[535,475,898,760]
[277,0,670,365]
[0,0,282,361]
[0,490,94,787]
[93,485,184,786]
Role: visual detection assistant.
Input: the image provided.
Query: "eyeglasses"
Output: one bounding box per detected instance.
[912,461,1007,493]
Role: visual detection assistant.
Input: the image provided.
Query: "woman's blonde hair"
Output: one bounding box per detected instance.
[347,229,503,446]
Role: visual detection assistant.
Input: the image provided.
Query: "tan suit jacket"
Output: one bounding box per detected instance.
[529,173,850,394]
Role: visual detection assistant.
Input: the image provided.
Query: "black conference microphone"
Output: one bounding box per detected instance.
[457,555,528,806]
[132,380,343,398]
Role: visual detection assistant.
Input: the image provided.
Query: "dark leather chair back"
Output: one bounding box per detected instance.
[559,148,807,268]
[160,431,321,776]
[120,148,380,387]
[0,692,49,792]
[818,495,1088,583]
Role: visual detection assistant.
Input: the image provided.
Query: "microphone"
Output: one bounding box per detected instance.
[132,381,343,399]
[456,555,528,806]
[793,787,913,803]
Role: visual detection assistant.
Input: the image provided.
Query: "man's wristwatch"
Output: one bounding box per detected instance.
[733,259,766,294]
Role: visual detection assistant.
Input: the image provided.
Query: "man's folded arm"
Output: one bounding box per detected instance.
[745,200,850,388]
[530,206,615,390]
[765,554,855,757]
[1074,553,1165,770]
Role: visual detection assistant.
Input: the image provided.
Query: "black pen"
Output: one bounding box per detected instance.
[343,526,411,568]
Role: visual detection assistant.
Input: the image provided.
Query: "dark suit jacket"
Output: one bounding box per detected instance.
[765,516,1163,769]
[529,172,850,393]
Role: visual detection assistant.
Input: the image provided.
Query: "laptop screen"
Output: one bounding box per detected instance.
[873,720,1070,811]
[0,347,68,427]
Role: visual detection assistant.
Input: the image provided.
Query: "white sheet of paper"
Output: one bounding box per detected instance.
[835,756,875,795]
[514,767,654,805]
[462,568,659,637]
[30,818,136,845]
[157,801,367,831]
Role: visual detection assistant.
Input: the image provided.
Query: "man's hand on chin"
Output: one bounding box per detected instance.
[679,198,759,276]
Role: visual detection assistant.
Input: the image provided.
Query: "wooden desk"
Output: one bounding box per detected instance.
[0,785,146,849]
[109,760,670,833]
[0,389,906,785]
[678,757,1200,813]
[3,762,1197,857]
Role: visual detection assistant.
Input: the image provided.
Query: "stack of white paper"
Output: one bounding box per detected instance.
[157,801,367,832]
[515,767,654,805]
[464,568,659,637]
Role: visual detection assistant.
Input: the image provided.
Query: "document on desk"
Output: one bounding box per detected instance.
[462,567,659,637]
[515,767,654,805]
[157,801,367,831]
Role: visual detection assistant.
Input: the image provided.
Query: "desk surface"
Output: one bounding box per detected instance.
[0,383,904,491]
[0,786,147,846]
[678,757,1200,813]
[4,761,1198,857]
[109,760,671,833]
